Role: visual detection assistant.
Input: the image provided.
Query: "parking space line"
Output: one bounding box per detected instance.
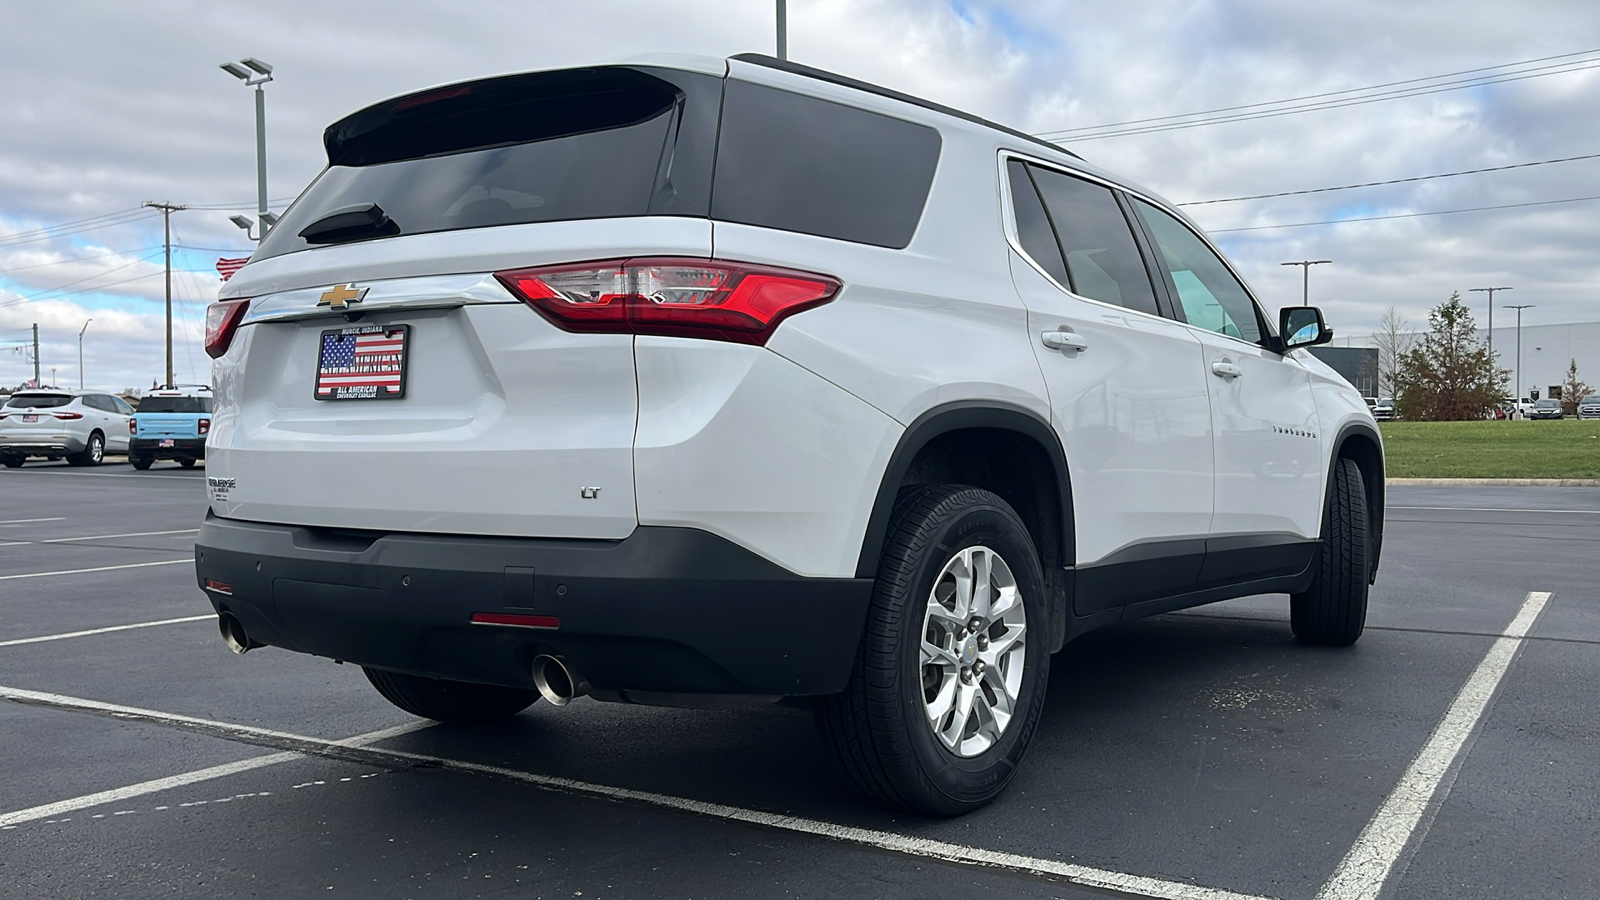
[0,615,214,648]
[0,685,1274,900]
[0,470,202,481]
[0,559,190,581]
[1314,591,1554,900]
[1390,506,1600,514]
[0,722,426,829]
[0,517,67,525]
[0,528,199,548]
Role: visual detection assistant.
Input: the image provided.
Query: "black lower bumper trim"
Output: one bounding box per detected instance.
[131,438,205,460]
[194,515,873,697]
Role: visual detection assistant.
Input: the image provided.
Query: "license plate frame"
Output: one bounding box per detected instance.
[20,414,37,423]
[159,439,176,448]
[314,324,410,402]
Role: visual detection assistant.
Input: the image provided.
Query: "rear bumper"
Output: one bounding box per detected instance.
[194,514,874,697]
[0,436,85,456]
[131,437,206,459]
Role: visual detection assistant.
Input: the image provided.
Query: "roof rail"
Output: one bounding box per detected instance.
[728,53,1080,160]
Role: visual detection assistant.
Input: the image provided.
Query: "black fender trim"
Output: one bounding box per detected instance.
[1328,420,1386,582]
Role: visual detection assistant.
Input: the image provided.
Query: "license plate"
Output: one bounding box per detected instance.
[20,414,37,423]
[159,439,176,448]
[314,324,409,401]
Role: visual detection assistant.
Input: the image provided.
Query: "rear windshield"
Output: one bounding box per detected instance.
[137,396,212,413]
[254,67,720,261]
[4,393,72,409]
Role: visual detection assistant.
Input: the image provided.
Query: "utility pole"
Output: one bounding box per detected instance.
[1505,303,1535,417]
[32,323,40,388]
[1280,260,1332,306]
[143,201,187,389]
[1468,286,1511,363]
[776,0,787,60]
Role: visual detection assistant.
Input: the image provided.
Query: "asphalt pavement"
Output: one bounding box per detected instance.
[1,460,1595,899]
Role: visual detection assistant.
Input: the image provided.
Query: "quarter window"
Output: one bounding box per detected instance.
[1006,161,1070,286]
[1134,199,1262,343]
[1010,162,1160,317]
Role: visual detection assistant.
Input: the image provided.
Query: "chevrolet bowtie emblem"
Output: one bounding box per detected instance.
[318,283,369,308]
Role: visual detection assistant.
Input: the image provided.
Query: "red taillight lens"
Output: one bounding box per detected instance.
[205,298,251,358]
[496,257,840,345]
[203,578,233,595]
[52,411,84,420]
[129,417,137,434]
[198,418,211,435]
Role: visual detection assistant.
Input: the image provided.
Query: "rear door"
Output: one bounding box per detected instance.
[1003,158,1215,615]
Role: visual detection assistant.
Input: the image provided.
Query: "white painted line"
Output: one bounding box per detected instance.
[0,517,67,525]
[0,559,190,581]
[0,615,214,648]
[0,722,426,828]
[0,685,1272,900]
[1314,591,1553,900]
[0,528,199,547]
[0,470,201,481]
[1391,506,1600,515]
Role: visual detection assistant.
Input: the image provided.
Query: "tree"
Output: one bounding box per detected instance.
[1395,292,1508,420]
[1371,305,1414,399]
[1560,358,1594,416]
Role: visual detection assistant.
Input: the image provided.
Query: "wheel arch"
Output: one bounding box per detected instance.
[1329,420,1385,582]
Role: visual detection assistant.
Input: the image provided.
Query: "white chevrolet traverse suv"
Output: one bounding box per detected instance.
[196,54,1384,815]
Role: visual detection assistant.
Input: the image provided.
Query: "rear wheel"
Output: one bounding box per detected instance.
[130,456,152,470]
[67,432,104,467]
[179,458,196,468]
[1,456,22,468]
[363,667,538,723]
[817,484,1049,816]
[1291,457,1370,646]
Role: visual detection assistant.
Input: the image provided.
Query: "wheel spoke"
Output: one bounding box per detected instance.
[969,548,992,621]
[981,622,1026,664]
[921,637,958,667]
[924,674,957,726]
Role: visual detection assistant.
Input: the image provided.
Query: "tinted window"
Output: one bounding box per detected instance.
[1007,160,1069,285]
[112,396,135,416]
[255,68,720,261]
[1027,166,1159,316]
[136,396,212,413]
[4,393,72,409]
[712,80,941,248]
[1134,199,1262,343]
[81,395,111,412]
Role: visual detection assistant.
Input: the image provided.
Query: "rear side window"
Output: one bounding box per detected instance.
[1134,199,1262,343]
[1007,160,1070,286]
[1008,161,1159,317]
[81,395,112,412]
[4,393,71,409]
[137,396,212,413]
[712,80,941,248]
[254,67,721,261]
[112,396,135,416]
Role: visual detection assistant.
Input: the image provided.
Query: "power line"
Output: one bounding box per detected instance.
[0,246,164,277]
[0,208,157,250]
[1037,50,1600,141]
[186,196,296,211]
[0,270,163,309]
[1178,152,1600,206]
[7,252,164,301]
[1208,194,1600,233]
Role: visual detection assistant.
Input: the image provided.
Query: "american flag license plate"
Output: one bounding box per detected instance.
[314,324,410,401]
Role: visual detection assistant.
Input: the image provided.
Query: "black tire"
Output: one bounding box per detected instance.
[1291,456,1370,646]
[67,432,105,467]
[179,458,196,468]
[1,456,22,469]
[130,456,152,470]
[363,667,538,723]
[816,484,1050,816]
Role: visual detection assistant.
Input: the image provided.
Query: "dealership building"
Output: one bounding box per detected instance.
[1334,319,1600,402]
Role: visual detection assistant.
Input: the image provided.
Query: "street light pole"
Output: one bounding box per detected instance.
[220,58,274,241]
[1280,260,1332,306]
[1469,286,1511,363]
[78,319,91,389]
[776,0,787,60]
[1505,304,1534,417]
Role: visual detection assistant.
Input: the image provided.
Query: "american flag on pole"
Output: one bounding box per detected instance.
[315,325,408,400]
[216,257,249,281]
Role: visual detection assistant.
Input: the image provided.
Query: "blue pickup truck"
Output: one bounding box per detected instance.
[129,387,212,470]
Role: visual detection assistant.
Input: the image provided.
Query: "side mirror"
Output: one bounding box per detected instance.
[1280,306,1332,350]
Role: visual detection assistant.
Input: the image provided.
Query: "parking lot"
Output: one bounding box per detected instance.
[0,462,1595,900]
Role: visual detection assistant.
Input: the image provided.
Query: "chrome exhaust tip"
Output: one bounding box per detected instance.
[531,655,588,707]
[218,612,254,655]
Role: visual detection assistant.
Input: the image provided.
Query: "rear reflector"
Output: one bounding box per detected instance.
[205,298,251,358]
[470,612,559,629]
[496,257,840,345]
[203,578,234,595]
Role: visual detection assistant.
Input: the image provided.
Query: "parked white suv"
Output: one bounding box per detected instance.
[195,54,1385,815]
[0,389,133,467]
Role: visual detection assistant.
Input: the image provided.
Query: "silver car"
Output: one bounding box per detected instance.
[1578,394,1600,420]
[0,390,133,467]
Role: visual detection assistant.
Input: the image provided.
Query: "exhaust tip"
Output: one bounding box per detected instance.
[218,612,254,655]
[532,655,588,707]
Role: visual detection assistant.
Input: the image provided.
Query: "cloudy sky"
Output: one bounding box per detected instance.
[2,0,1596,391]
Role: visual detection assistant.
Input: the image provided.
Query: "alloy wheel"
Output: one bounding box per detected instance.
[919,545,1028,757]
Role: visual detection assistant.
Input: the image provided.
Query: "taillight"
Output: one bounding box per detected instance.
[52,411,84,420]
[129,417,137,434]
[198,418,211,435]
[205,298,251,358]
[495,257,841,345]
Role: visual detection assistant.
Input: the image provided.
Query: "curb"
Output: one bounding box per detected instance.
[1388,478,1600,487]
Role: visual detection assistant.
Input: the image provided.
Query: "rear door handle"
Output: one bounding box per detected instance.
[1041,330,1088,352]
[1211,359,1243,379]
